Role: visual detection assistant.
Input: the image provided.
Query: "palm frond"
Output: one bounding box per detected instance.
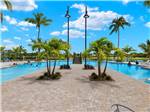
[4,0,12,11]
[144,0,150,7]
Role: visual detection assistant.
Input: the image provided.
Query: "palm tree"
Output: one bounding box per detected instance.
[89,37,111,77]
[139,39,150,59]
[114,48,125,62]
[0,46,5,53]
[0,46,5,61]
[123,45,135,61]
[60,40,71,62]
[0,0,12,22]
[12,46,26,60]
[25,13,52,41]
[30,38,43,53]
[38,38,68,76]
[103,41,114,75]
[49,38,68,74]
[144,0,150,7]
[109,16,130,48]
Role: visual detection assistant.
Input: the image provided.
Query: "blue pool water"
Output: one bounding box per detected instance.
[87,61,150,84]
[0,60,72,83]
[0,60,150,84]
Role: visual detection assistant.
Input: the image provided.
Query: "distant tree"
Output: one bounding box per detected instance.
[109,16,130,48]
[139,39,150,59]
[123,45,135,61]
[114,48,125,62]
[12,46,27,60]
[0,46,5,61]
[30,38,43,53]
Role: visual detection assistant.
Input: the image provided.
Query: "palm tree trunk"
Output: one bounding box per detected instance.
[103,57,108,75]
[118,29,120,48]
[0,12,3,23]
[67,51,69,66]
[37,26,40,53]
[97,55,101,77]
[46,58,50,75]
[37,26,40,39]
[48,60,51,75]
[52,59,57,75]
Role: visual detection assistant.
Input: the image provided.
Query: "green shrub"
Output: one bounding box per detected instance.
[37,72,62,80]
[89,72,114,81]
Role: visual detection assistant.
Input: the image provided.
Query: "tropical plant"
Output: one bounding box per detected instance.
[0,46,5,53]
[12,46,27,60]
[114,48,125,62]
[109,16,130,48]
[139,39,150,59]
[59,40,71,69]
[123,45,135,61]
[37,38,68,79]
[144,0,150,7]
[0,46,5,61]
[0,0,12,22]
[25,13,52,41]
[29,38,43,53]
[88,37,113,81]
[102,41,114,75]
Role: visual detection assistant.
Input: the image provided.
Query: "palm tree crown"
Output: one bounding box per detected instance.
[0,0,12,22]
[3,0,12,10]
[89,37,112,76]
[25,13,52,39]
[139,39,150,59]
[123,45,135,54]
[109,16,130,48]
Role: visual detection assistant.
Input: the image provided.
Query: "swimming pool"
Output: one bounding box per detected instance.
[0,60,150,84]
[87,61,150,84]
[0,60,72,83]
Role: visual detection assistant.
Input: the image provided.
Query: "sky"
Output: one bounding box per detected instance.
[0,0,150,53]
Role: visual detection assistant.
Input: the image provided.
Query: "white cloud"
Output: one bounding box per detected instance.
[17,21,35,27]
[145,22,150,28]
[0,0,37,11]
[4,16,17,25]
[5,44,19,50]
[122,0,130,5]
[3,39,13,44]
[20,27,29,31]
[62,29,84,38]
[72,3,99,13]
[1,25,8,32]
[14,36,21,40]
[63,4,133,31]
[139,16,144,22]
[25,34,29,37]
[4,15,35,27]
[26,39,32,43]
[50,31,61,36]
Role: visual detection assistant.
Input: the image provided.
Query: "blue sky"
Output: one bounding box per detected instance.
[0,0,150,53]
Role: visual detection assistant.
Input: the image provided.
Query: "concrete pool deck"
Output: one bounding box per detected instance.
[1,64,150,112]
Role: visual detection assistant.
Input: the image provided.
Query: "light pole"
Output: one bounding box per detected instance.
[84,6,89,67]
[65,6,71,66]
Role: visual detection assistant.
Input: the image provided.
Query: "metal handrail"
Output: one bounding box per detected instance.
[112,104,135,112]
